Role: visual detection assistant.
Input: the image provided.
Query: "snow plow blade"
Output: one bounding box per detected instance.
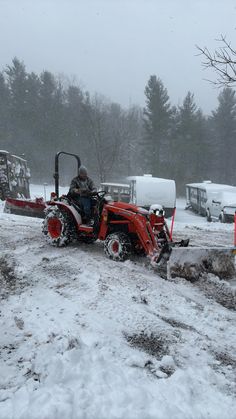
[167,247,236,281]
[4,197,46,218]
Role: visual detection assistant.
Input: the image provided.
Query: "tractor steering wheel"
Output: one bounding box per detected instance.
[96,190,107,198]
[89,190,107,199]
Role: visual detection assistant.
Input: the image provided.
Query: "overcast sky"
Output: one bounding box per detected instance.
[1,0,236,114]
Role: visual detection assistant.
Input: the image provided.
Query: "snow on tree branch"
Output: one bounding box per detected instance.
[197,35,236,87]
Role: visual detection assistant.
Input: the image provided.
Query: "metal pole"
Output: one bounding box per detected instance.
[54,151,81,198]
[234,211,236,247]
[169,207,176,242]
[43,183,47,202]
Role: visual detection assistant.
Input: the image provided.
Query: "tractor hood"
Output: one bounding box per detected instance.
[109,201,149,215]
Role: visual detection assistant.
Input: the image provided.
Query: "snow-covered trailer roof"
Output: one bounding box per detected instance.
[186,182,236,193]
[128,176,176,208]
[100,182,130,189]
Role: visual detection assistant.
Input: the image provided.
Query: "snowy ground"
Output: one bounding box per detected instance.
[0,186,235,419]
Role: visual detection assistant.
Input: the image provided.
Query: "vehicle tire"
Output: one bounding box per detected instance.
[219,212,225,223]
[42,206,76,246]
[206,209,212,222]
[104,232,132,261]
[0,187,4,201]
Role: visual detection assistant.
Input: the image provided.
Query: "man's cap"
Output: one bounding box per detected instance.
[79,165,88,175]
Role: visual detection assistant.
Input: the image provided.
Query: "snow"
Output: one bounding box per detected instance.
[185,181,236,192]
[0,186,236,419]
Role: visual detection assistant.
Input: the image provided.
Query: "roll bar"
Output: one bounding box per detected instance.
[54,151,81,197]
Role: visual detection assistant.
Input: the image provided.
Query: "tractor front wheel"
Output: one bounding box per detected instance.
[104,232,132,261]
[42,206,75,247]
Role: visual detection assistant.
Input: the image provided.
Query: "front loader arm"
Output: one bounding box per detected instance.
[131,213,160,258]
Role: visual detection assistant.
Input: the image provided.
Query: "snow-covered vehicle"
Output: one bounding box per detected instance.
[0,150,30,201]
[101,175,176,218]
[186,181,236,222]
[206,190,236,223]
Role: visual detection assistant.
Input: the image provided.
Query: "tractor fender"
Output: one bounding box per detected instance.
[47,201,82,226]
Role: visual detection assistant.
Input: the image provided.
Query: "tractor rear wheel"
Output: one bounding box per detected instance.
[42,206,76,247]
[104,232,132,261]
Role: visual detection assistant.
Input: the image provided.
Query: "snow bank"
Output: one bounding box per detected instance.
[0,188,235,419]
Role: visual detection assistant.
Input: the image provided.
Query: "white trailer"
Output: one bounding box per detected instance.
[128,175,176,217]
[101,176,176,217]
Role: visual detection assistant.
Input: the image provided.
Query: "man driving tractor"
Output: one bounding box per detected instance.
[69,166,97,222]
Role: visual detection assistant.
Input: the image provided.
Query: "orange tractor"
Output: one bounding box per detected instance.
[42,152,182,265]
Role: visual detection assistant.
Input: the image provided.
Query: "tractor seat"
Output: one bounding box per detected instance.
[66,194,84,216]
[71,201,83,214]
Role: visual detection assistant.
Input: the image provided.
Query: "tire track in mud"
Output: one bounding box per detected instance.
[197,275,236,311]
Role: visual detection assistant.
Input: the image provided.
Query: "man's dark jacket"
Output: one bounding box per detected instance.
[69,176,96,197]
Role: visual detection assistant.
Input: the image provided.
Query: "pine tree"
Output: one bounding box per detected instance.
[4,58,29,152]
[0,72,10,146]
[172,92,208,192]
[143,75,172,176]
[210,88,236,184]
[121,105,144,177]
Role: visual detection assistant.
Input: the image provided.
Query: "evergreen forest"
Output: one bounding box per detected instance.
[0,58,235,194]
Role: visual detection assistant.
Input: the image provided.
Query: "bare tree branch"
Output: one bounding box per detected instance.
[196,35,236,87]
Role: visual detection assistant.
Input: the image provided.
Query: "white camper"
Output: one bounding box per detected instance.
[186,181,236,222]
[128,175,176,217]
[101,175,176,217]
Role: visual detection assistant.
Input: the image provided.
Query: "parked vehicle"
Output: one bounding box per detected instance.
[206,190,236,223]
[186,181,236,222]
[101,175,176,218]
[0,150,30,201]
